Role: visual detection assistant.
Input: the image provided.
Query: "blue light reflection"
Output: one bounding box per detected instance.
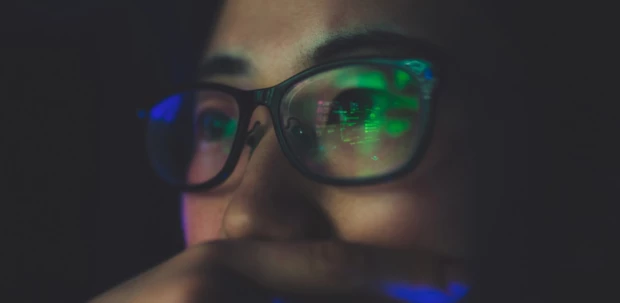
[269,282,468,303]
[381,282,470,303]
[423,68,433,80]
[150,94,182,123]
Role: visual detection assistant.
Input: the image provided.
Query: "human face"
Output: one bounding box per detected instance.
[181,0,492,260]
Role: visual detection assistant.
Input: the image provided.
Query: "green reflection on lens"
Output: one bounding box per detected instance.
[222,118,237,138]
[328,89,418,146]
[371,91,389,109]
[395,69,412,90]
[367,93,418,139]
[401,95,419,111]
[359,71,387,89]
[358,141,378,156]
[385,118,411,137]
[335,70,388,90]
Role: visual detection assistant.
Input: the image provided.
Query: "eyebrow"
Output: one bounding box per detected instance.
[196,30,428,81]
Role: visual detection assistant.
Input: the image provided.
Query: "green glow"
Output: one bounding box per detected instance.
[394,69,412,90]
[394,95,419,111]
[357,141,377,156]
[313,66,424,149]
[358,71,387,89]
[223,119,237,138]
[335,69,388,90]
[385,118,411,137]
[372,92,389,109]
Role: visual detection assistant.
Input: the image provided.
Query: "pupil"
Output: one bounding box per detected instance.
[286,117,313,138]
[198,110,233,141]
[285,117,317,153]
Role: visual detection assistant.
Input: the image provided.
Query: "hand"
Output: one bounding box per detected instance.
[88,241,470,303]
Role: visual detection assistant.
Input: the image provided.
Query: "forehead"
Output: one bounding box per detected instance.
[207,0,479,56]
[211,0,417,46]
[201,0,496,87]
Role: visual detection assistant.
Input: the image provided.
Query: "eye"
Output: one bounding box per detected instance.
[326,88,387,125]
[195,110,237,142]
[284,117,318,154]
[285,117,313,138]
[324,88,419,139]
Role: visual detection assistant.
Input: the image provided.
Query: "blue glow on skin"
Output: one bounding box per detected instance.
[150,94,182,123]
[381,282,470,303]
[271,298,284,303]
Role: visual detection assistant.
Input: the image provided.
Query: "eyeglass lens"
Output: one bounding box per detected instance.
[147,63,424,188]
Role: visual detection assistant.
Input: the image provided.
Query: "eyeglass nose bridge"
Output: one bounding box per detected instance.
[252,88,277,107]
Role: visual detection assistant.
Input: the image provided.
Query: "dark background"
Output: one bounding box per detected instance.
[2,0,218,302]
[1,1,614,303]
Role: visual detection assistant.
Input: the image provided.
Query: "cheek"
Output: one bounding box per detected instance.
[181,147,252,247]
[323,195,421,247]
[320,100,474,254]
[181,195,228,247]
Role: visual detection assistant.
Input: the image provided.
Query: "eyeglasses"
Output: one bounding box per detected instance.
[144,57,439,192]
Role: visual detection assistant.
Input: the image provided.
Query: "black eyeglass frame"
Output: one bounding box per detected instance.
[144,56,442,192]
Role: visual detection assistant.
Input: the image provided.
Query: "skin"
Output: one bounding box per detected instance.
[90,0,501,302]
[184,0,478,257]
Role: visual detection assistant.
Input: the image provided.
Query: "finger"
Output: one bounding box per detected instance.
[88,245,272,303]
[207,240,468,295]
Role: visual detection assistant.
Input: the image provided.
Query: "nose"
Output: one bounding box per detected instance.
[220,107,333,240]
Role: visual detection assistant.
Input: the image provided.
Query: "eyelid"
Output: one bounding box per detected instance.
[193,91,239,119]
